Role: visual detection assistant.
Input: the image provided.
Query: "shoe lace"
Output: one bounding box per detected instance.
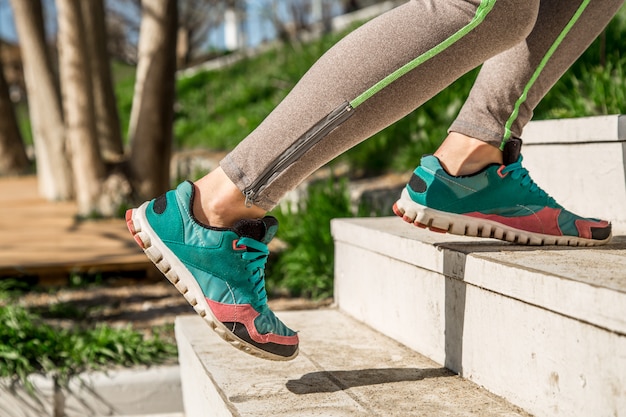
[500,156,555,203]
[237,236,270,310]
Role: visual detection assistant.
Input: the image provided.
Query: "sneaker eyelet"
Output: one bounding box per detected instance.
[232,240,247,251]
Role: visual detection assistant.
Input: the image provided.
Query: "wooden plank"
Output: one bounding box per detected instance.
[0,176,150,277]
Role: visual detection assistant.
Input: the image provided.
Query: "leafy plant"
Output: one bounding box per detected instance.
[172,25,358,152]
[111,59,137,143]
[0,285,176,388]
[534,5,626,119]
[267,175,371,299]
[535,56,626,119]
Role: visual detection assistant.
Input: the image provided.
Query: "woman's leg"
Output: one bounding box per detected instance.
[448,0,624,150]
[215,0,540,214]
[395,0,622,245]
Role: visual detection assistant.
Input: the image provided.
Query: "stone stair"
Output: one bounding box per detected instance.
[332,217,626,417]
[175,115,626,417]
[175,312,532,417]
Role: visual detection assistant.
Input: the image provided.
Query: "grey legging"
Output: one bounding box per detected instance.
[220,0,624,211]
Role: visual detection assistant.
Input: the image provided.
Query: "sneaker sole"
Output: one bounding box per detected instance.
[393,189,611,247]
[126,203,298,361]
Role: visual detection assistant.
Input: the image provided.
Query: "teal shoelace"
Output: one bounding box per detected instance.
[238,237,270,311]
[501,156,556,205]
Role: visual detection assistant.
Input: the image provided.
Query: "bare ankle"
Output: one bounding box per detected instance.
[192,168,266,227]
[433,132,503,176]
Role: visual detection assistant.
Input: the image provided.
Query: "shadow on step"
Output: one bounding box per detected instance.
[286,367,453,394]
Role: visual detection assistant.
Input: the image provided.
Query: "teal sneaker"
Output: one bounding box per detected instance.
[125,181,299,360]
[393,155,611,246]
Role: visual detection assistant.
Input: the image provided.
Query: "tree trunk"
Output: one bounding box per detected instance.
[81,0,124,162]
[10,0,73,200]
[0,62,30,175]
[56,0,105,216]
[128,0,178,201]
[176,27,190,69]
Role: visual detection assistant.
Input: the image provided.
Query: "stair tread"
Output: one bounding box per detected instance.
[176,312,531,417]
[333,217,626,290]
[331,217,626,335]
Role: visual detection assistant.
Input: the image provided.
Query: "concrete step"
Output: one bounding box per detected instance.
[115,414,184,417]
[0,365,183,417]
[331,217,626,417]
[175,312,531,417]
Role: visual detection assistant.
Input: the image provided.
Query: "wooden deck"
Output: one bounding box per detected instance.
[0,176,151,278]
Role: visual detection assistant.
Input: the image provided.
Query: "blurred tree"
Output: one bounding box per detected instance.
[128,0,178,201]
[82,0,124,162]
[0,60,30,175]
[10,0,73,200]
[56,0,105,216]
[10,0,178,216]
[105,0,141,64]
[177,0,223,68]
[105,0,223,67]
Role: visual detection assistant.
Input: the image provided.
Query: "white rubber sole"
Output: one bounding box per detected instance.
[126,202,298,361]
[393,188,610,247]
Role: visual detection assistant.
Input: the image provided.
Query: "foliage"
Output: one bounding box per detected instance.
[267,175,371,299]
[14,5,626,171]
[172,27,355,151]
[534,5,626,120]
[111,59,137,143]
[13,102,33,146]
[536,57,626,119]
[0,285,176,387]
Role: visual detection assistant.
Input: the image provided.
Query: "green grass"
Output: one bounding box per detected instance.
[13,102,33,146]
[167,24,475,172]
[0,283,176,388]
[173,30,352,151]
[534,6,626,120]
[111,59,137,142]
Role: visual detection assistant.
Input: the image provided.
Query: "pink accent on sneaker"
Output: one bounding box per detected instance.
[575,219,610,239]
[125,210,136,233]
[125,209,145,249]
[232,240,247,251]
[466,206,564,236]
[206,299,299,346]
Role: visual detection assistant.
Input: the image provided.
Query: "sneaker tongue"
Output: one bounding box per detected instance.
[232,216,278,244]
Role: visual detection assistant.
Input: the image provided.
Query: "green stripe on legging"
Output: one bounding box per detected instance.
[349,0,498,109]
[500,0,592,149]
